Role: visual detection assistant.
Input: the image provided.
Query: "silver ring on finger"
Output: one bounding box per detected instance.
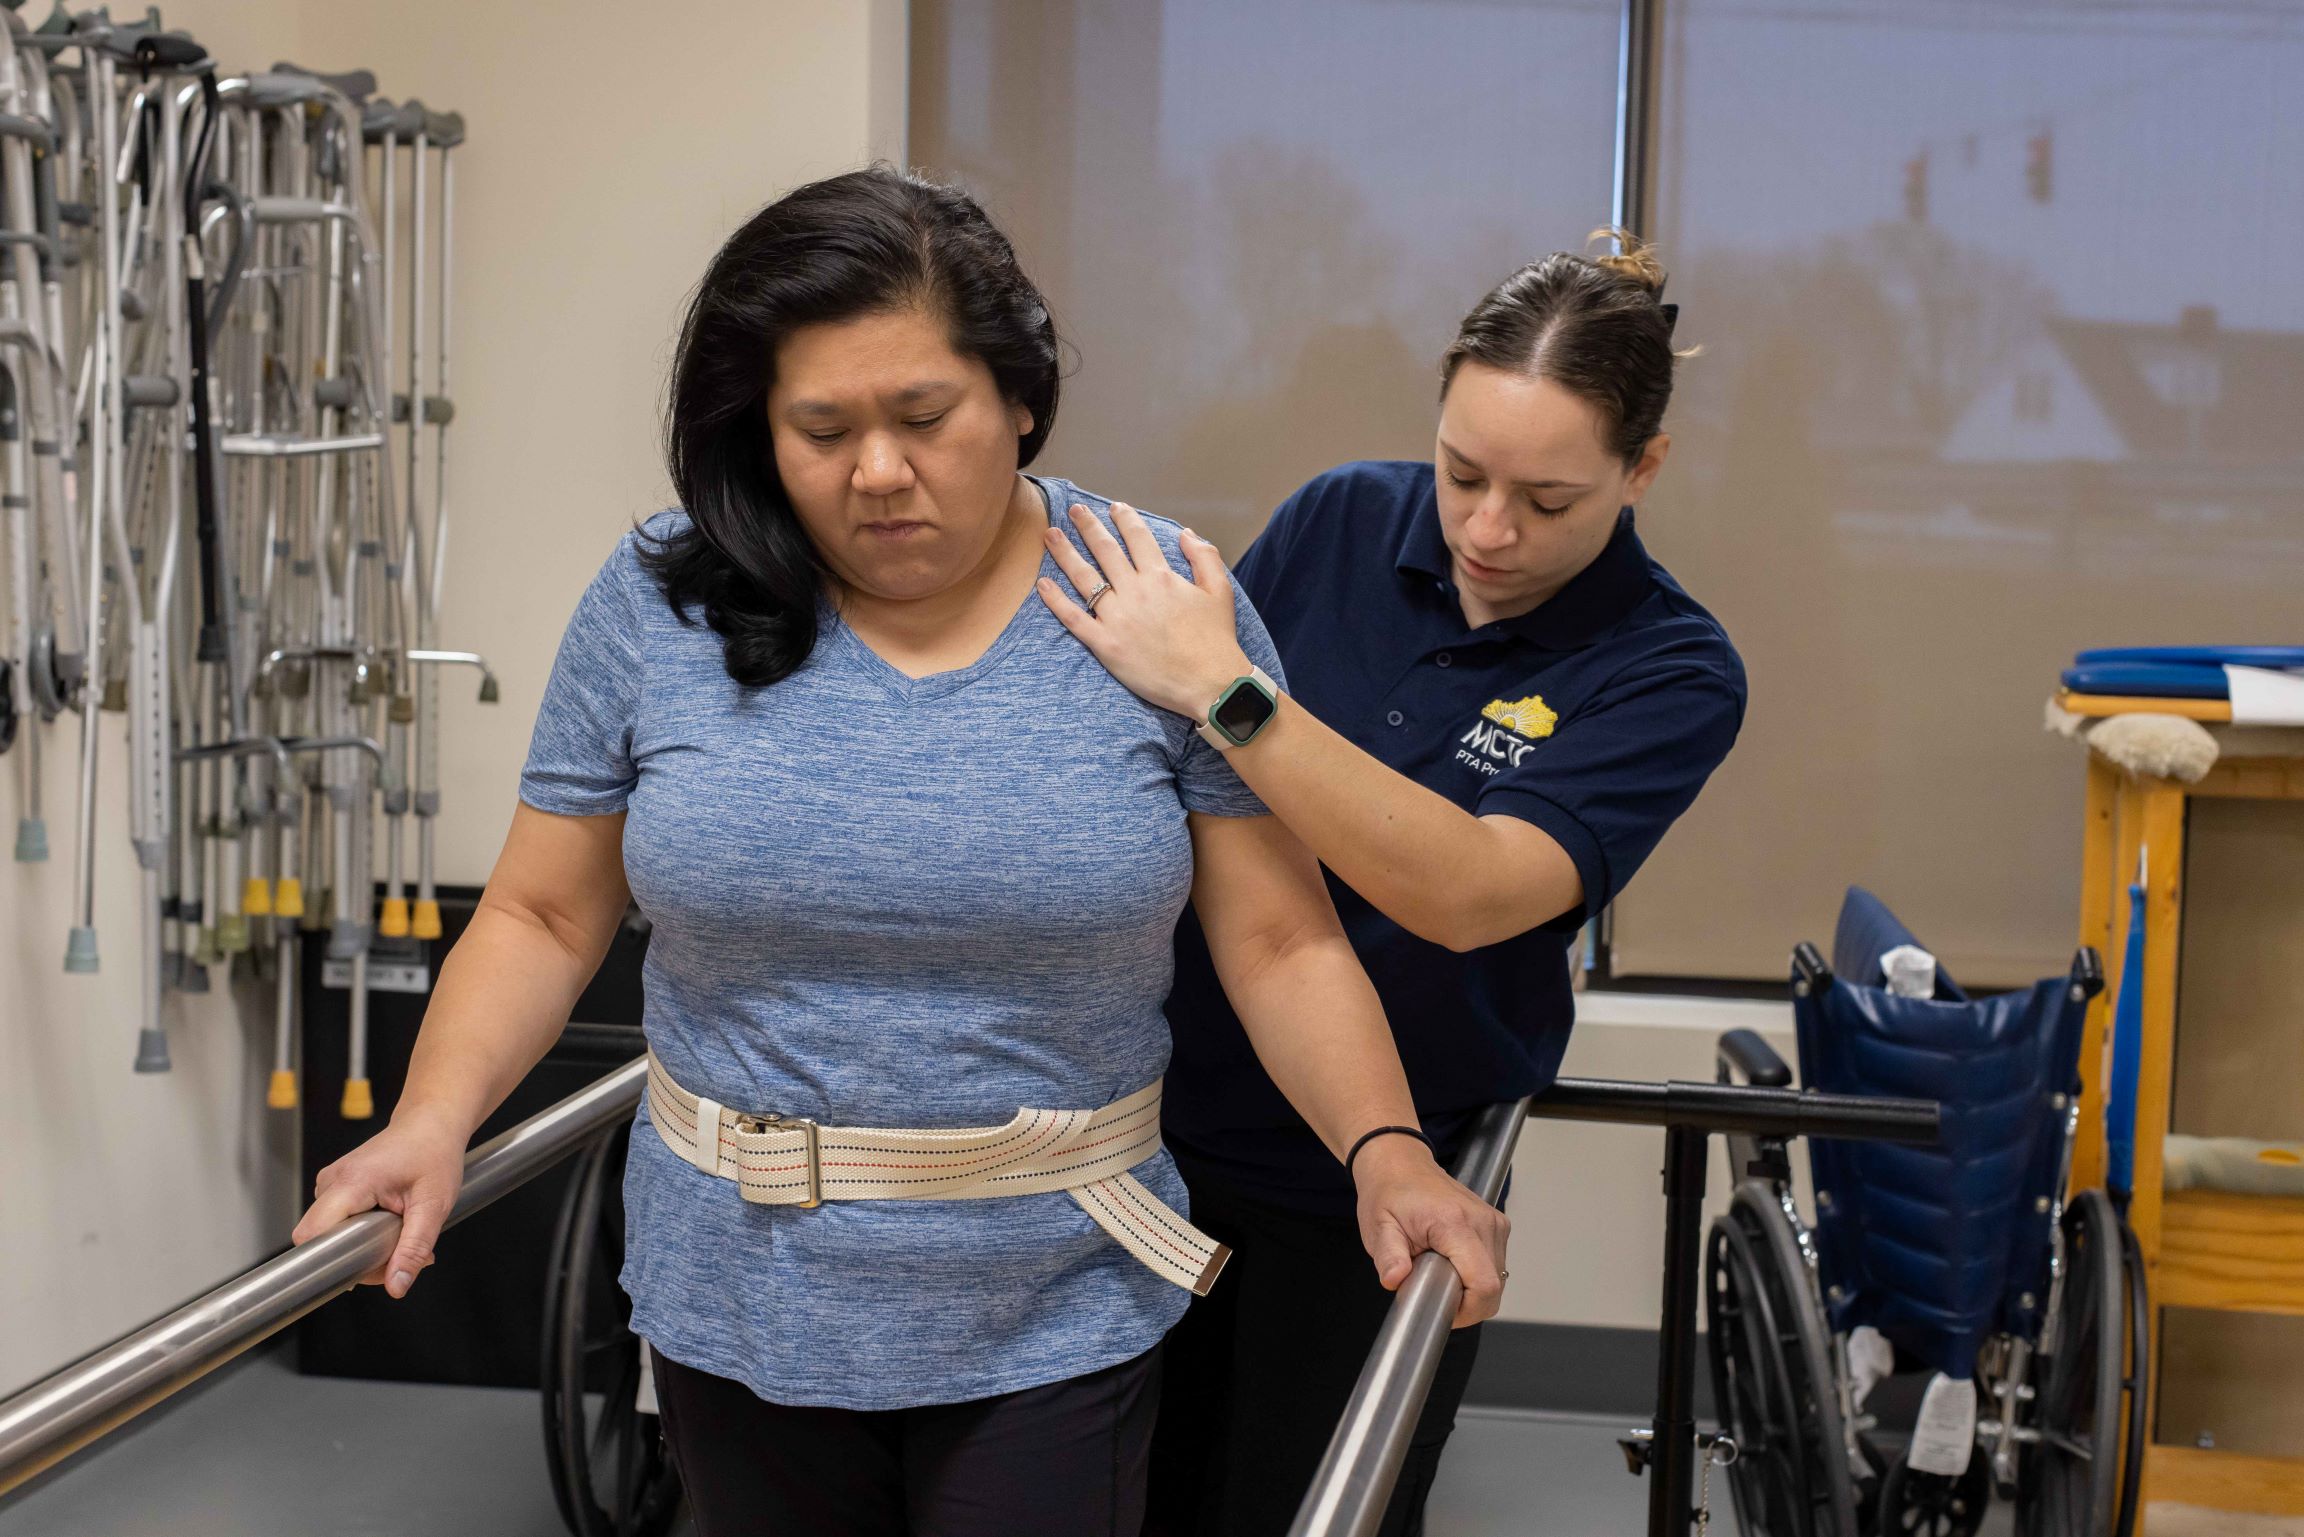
[1083,582,1114,615]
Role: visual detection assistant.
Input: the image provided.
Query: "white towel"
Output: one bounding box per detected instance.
[2224,665,2304,726]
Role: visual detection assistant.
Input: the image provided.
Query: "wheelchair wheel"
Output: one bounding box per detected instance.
[540,1123,683,1537]
[1879,1447,1991,1537]
[2017,1189,2147,1537]
[1706,1182,1860,1537]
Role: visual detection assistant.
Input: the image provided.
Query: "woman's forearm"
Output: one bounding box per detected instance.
[1223,693,1579,950]
[391,894,615,1142]
[1210,926,1421,1162]
[1189,812,1423,1159]
[391,804,635,1144]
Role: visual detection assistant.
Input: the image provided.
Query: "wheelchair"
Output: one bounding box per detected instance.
[1705,889,2150,1537]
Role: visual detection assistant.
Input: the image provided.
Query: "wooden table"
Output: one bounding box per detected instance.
[2066,693,2304,1518]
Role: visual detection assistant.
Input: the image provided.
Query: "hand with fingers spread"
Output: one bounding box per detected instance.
[290,1110,470,1299]
[1351,1133,1512,1328]
[1036,501,1258,723]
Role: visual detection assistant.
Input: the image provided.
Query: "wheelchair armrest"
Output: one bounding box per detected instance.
[1716,1027,1793,1089]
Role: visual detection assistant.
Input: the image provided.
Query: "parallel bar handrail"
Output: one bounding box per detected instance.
[1289,1076,1940,1537]
[0,1054,647,1495]
[1287,1098,1529,1537]
[1529,1075,1943,1142]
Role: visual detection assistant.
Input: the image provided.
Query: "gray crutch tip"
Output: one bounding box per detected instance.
[63,927,100,972]
[179,962,212,995]
[478,676,499,704]
[134,1029,172,1073]
[15,817,49,861]
[327,919,371,959]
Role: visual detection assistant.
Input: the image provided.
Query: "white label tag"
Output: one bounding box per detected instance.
[1908,1373,1977,1476]
[319,958,431,995]
[1847,1325,1895,1412]
[634,1340,659,1416]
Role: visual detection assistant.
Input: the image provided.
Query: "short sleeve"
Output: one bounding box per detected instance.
[1475,666,1743,926]
[519,537,646,816]
[1172,574,1289,817]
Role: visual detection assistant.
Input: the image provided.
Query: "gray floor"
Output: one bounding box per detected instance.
[0,1353,2007,1537]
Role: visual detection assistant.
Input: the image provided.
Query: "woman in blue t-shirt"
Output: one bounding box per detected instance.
[1040,236,1747,1536]
[290,168,1507,1536]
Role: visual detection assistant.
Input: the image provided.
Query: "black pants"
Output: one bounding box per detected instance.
[649,1344,1160,1536]
[1146,1161,1484,1537]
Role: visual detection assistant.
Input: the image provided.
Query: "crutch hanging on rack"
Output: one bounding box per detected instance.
[0,15,88,866]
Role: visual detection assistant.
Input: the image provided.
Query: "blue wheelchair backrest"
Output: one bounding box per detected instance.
[1833,886,1968,1001]
[1795,897,2090,1379]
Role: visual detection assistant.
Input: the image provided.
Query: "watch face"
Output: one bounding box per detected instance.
[1211,678,1277,743]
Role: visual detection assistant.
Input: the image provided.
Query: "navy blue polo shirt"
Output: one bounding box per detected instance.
[1163,460,1746,1213]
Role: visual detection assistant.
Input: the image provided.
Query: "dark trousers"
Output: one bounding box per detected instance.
[1146,1161,1484,1537]
[649,1344,1160,1536]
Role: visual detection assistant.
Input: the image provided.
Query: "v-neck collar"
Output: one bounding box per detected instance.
[822,476,1060,704]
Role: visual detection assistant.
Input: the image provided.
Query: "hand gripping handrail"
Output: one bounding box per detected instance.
[1289,1076,1941,1537]
[0,1054,648,1495]
[1289,1097,1530,1537]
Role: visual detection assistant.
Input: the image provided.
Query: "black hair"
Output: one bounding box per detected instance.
[642,165,1061,687]
[1440,227,1685,466]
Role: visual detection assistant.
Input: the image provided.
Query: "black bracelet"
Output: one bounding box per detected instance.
[1345,1124,1432,1177]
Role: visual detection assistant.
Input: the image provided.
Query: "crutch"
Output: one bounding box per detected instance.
[75,15,211,1064]
[408,102,480,944]
[0,18,85,862]
[349,85,415,943]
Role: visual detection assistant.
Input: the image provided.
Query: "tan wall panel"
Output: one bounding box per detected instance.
[2172,797,2304,1143]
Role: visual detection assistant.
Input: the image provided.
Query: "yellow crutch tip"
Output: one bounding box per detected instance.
[341,1079,375,1121]
[378,898,411,939]
[267,1070,298,1110]
[274,878,305,919]
[243,877,273,916]
[411,899,443,940]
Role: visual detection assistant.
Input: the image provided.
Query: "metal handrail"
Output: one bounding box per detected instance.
[0,1055,647,1495]
[1288,1076,1942,1537]
[1288,1098,1529,1537]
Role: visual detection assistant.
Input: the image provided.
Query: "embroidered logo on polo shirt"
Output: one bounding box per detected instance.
[1455,695,1556,776]
[1479,695,1557,738]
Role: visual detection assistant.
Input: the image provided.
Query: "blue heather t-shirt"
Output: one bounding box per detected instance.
[518,477,1283,1410]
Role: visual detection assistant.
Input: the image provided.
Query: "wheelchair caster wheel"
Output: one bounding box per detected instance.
[1879,1448,1990,1537]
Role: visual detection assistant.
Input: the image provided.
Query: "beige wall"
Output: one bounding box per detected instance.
[0,0,904,1394]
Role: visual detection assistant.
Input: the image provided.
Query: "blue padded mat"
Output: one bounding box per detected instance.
[1795,948,2085,1377]
[2061,663,2229,699]
[2076,645,2304,668]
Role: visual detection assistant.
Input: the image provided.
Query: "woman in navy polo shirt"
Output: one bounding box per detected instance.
[1039,235,1746,1535]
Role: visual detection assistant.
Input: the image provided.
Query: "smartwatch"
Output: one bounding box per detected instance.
[1196,666,1280,750]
